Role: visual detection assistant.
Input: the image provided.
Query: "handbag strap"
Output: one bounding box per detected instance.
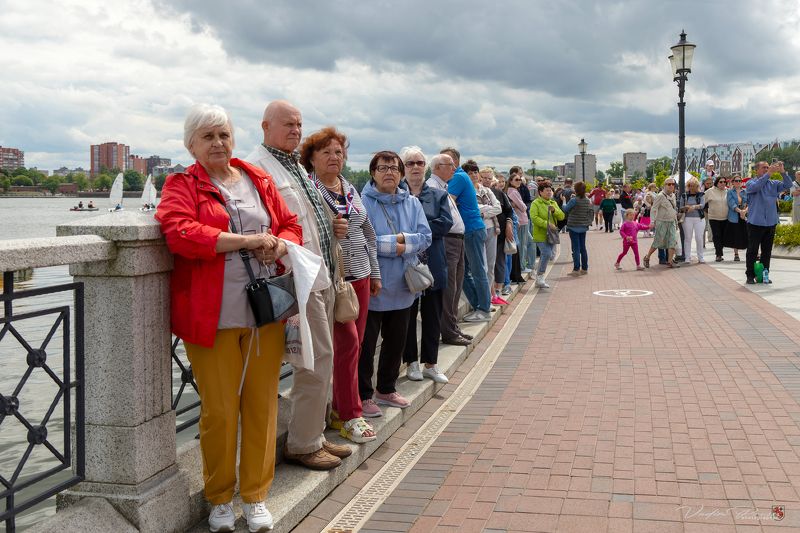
[378,202,398,234]
[215,195,258,283]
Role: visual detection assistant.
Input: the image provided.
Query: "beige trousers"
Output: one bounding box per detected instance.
[287,284,335,454]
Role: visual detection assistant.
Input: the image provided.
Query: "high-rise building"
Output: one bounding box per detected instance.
[0,146,25,171]
[129,155,147,176]
[572,154,597,183]
[623,152,647,181]
[146,156,171,176]
[90,142,130,176]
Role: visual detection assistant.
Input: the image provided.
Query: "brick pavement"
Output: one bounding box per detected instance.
[304,231,800,532]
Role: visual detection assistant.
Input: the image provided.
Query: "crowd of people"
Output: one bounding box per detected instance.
[155,101,568,532]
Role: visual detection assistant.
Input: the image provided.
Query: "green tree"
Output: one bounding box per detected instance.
[607,161,625,182]
[41,175,63,195]
[123,170,144,191]
[94,174,113,191]
[0,176,10,191]
[646,156,672,181]
[752,144,800,174]
[341,164,371,191]
[12,175,34,186]
[630,177,647,191]
[154,173,167,191]
[535,169,557,180]
[74,173,89,191]
[595,170,605,183]
[654,170,670,188]
[27,170,46,185]
[12,167,27,176]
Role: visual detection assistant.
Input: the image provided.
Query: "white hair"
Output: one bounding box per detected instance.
[429,153,451,170]
[399,145,427,168]
[184,104,234,153]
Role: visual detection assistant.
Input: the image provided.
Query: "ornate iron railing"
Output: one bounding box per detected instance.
[0,271,85,533]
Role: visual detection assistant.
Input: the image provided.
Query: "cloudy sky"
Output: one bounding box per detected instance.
[2,0,800,173]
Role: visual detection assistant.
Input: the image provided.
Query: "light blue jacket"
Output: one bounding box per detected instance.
[361,180,432,311]
[726,188,748,223]
[745,173,793,226]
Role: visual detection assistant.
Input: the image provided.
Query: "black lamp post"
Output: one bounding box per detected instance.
[578,138,587,183]
[669,30,696,204]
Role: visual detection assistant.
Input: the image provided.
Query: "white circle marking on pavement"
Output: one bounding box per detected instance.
[593,289,653,298]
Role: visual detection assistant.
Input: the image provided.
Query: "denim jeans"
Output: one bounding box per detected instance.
[535,241,553,274]
[462,228,492,312]
[517,223,532,270]
[568,229,588,271]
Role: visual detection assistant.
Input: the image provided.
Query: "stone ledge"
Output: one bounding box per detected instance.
[57,211,164,242]
[772,245,800,260]
[0,235,115,272]
[182,275,532,533]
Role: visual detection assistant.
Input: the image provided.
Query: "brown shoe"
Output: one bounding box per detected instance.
[284,447,341,470]
[322,440,352,458]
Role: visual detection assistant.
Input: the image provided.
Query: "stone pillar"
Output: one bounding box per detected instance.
[54,212,188,533]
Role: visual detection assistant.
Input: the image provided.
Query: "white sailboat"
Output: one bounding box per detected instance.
[139,175,158,211]
[108,172,124,212]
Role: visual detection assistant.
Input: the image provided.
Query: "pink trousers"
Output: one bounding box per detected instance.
[616,241,640,266]
[331,276,371,421]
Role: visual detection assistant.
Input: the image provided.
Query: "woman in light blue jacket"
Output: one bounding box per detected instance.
[724,175,748,260]
[358,151,432,418]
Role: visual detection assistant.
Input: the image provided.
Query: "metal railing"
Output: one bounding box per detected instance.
[0,271,85,533]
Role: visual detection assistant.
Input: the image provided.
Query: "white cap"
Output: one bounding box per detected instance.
[706,159,715,166]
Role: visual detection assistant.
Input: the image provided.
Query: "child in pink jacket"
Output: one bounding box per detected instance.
[615,208,650,270]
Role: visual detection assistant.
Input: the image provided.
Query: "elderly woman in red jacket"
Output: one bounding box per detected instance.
[156,104,302,533]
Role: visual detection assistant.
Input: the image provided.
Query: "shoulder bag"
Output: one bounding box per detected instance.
[331,238,360,324]
[546,206,560,245]
[379,202,433,293]
[218,197,298,325]
[504,238,517,255]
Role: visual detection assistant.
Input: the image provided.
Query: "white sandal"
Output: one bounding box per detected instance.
[341,417,377,443]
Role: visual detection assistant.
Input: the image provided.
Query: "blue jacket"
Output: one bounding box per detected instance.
[362,180,432,311]
[413,183,453,291]
[726,188,748,224]
[745,173,793,226]
[447,167,485,233]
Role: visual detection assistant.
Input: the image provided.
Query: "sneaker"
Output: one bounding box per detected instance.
[208,503,235,532]
[322,440,352,458]
[341,417,376,444]
[242,501,274,532]
[493,296,509,305]
[636,266,645,271]
[579,270,588,275]
[406,361,423,381]
[361,398,382,418]
[746,278,756,285]
[568,270,580,276]
[283,447,341,470]
[463,310,491,322]
[422,365,449,384]
[521,268,532,274]
[501,285,512,296]
[374,391,411,408]
[614,263,621,270]
[534,275,549,288]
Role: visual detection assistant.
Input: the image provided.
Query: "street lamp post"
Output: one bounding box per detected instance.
[578,138,587,183]
[669,30,696,205]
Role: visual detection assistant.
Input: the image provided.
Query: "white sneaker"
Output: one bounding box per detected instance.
[463,310,490,322]
[208,503,235,532]
[521,268,532,274]
[422,365,449,384]
[406,361,423,381]
[242,501,274,532]
[534,275,549,288]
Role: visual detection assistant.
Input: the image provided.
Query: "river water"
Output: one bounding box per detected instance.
[0,198,198,530]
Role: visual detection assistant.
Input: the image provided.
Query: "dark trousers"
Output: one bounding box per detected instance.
[746,223,776,279]
[709,219,727,257]
[403,290,444,366]
[510,251,524,282]
[603,211,614,232]
[441,236,465,339]
[359,306,412,398]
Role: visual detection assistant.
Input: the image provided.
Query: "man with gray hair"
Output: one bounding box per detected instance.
[426,153,472,345]
[245,100,351,470]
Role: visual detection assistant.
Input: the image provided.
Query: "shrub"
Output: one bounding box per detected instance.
[778,200,793,213]
[775,223,800,249]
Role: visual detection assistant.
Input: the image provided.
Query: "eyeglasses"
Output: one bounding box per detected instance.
[405,160,425,167]
[376,165,401,174]
[732,179,742,182]
[665,183,676,186]
[436,163,456,168]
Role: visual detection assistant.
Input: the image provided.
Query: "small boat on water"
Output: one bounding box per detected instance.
[139,175,158,212]
[69,206,99,212]
[108,172,124,212]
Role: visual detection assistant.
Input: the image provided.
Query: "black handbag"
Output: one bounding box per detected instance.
[219,197,298,326]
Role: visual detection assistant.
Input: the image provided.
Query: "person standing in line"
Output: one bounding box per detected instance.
[724,174,748,261]
[400,146,453,384]
[440,147,492,322]
[643,177,680,268]
[744,161,794,284]
[465,162,503,304]
[589,183,606,229]
[246,100,351,471]
[529,181,564,288]
[507,169,532,273]
[600,190,617,232]
[426,153,473,345]
[485,169,514,299]
[703,176,730,262]
[791,171,800,224]
[679,177,707,264]
[560,181,592,275]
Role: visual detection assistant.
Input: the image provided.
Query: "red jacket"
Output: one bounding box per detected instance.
[155,158,303,347]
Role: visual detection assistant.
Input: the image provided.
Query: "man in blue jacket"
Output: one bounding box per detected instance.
[440,147,492,322]
[745,160,793,284]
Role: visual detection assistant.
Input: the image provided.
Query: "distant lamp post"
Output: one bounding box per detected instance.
[578,138,587,183]
[669,30,696,203]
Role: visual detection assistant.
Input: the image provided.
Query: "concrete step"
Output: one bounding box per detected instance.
[184,276,531,532]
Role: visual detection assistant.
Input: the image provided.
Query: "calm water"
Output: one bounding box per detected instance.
[0,198,196,531]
